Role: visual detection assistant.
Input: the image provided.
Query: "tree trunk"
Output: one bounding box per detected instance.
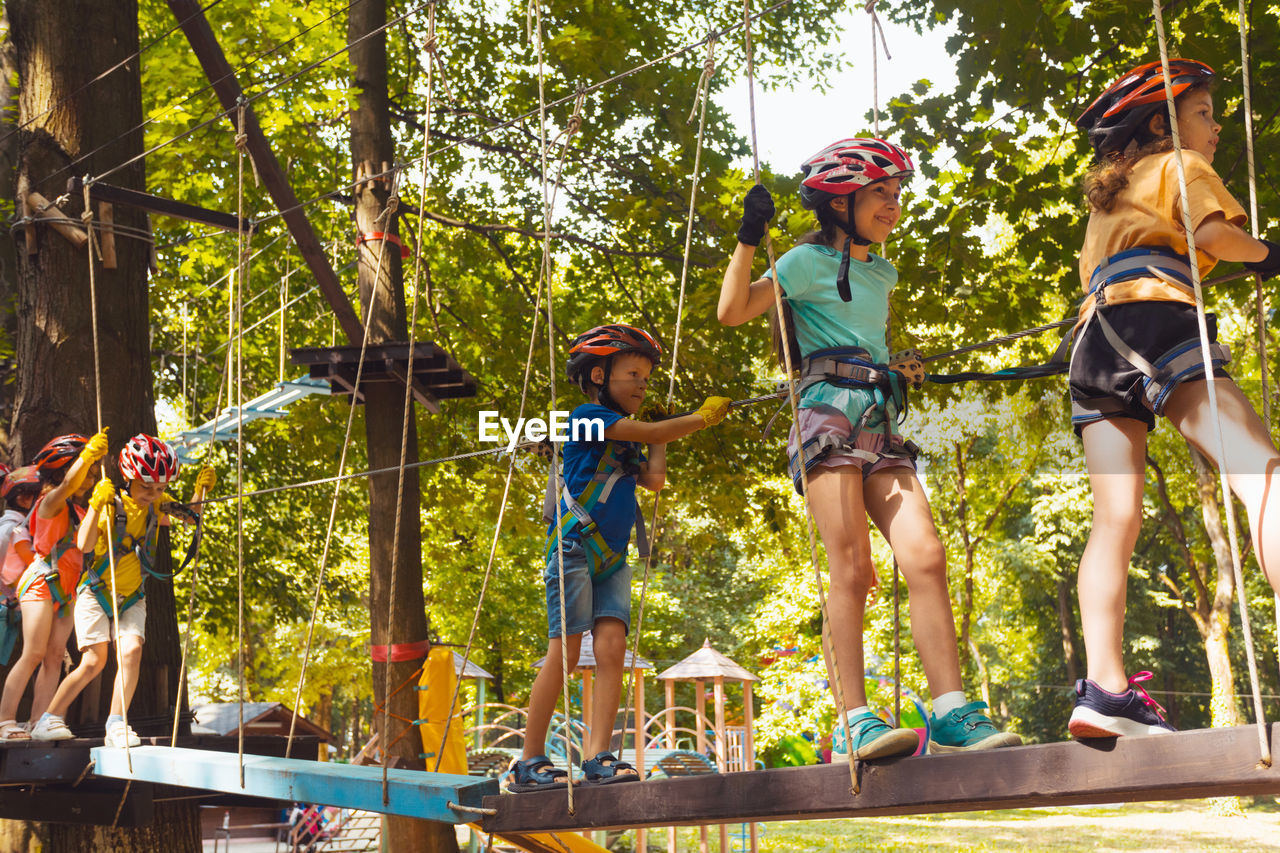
[2,0,198,846]
[349,1,451,850]
[0,8,18,449]
[1055,577,1081,685]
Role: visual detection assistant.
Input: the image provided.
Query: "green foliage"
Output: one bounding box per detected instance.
[125,0,1280,755]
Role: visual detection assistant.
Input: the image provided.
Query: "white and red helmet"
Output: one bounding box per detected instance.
[118,434,180,484]
[799,138,914,210]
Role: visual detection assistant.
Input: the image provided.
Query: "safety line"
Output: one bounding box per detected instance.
[740,0,858,797]
[1153,0,1270,768]
[1234,0,1280,687]
[621,33,718,787]
[81,179,132,775]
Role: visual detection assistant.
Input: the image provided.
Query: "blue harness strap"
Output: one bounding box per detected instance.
[1089,246,1194,295]
[0,598,20,666]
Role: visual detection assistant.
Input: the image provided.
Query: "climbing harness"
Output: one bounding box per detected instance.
[779,347,919,490]
[78,498,201,620]
[13,499,84,617]
[542,441,649,583]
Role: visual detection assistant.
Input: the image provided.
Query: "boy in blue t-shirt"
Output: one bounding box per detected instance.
[507,323,730,792]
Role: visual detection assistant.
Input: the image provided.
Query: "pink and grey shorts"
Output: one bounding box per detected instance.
[786,406,916,491]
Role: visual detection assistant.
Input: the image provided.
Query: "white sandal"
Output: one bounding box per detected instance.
[0,719,30,741]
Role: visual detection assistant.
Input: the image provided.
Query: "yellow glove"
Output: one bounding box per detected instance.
[89,478,115,512]
[696,396,732,427]
[195,466,217,494]
[80,428,110,464]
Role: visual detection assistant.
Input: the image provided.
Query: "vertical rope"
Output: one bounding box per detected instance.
[233,98,249,786]
[82,179,131,774]
[741,0,857,794]
[1152,0,1270,767]
[530,0,575,815]
[619,34,718,778]
[1234,0,1280,689]
[433,91,585,773]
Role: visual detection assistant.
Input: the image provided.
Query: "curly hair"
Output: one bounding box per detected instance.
[1082,80,1214,213]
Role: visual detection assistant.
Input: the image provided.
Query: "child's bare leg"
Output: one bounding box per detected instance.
[45,643,109,718]
[29,611,74,719]
[806,465,875,711]
[109,635,145,716]
[863,467,961,698]
[1078,417,1148,693]
[0,599,56,721]
[1166,379,1280,592]
[522,633,582,760]
[586,617,628,759]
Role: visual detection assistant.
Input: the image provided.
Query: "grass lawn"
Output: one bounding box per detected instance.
[660,799,1280,852]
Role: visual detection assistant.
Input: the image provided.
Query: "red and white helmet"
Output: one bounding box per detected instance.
[799,138,914,210]
[118,434,180,484]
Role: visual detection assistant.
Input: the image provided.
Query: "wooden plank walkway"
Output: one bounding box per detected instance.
[92,746,498,823]
[483,725,1279,833]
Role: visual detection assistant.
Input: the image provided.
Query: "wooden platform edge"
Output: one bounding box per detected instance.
[91,745,498,823]
[482,724,1280,833]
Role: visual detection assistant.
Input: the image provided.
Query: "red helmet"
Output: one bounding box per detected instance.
[1077,59,1214,158]
[32,434,88,472]
[566,324,662,393]
[1,466,40,500]
[118,434,180,484]
[799,138,914,210]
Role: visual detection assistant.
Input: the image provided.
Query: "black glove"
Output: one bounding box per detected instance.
[1245,239,1280,282]
[736,184,775,247]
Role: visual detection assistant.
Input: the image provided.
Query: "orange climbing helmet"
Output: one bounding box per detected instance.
[118,434,180,485]
[565,324,662,398]
[32,434,88,472]
[799,138,914,210]
[1077,59,1214,158]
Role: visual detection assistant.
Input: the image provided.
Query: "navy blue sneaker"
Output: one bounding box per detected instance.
[1068,672,1177,739]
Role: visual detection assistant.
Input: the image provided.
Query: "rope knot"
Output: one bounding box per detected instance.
[565,114,583,136]
[234,133,249,153]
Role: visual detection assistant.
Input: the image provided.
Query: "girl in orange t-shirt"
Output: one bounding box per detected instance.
[1068,60,1280,741]
[0,431,108,740]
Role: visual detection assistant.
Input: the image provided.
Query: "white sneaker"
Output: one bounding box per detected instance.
[104,722,141,748]
[30,715,74,741]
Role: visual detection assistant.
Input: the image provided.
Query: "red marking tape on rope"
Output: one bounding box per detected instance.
[356,231,410,259]
[370,639,431,662]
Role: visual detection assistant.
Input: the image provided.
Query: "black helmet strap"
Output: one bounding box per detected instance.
[832,204,870,303]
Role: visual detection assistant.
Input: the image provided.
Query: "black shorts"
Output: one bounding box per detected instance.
[1068,301,1230,436]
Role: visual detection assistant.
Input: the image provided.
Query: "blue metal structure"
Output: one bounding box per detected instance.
[172,376,331,463]
[91,746,497,823]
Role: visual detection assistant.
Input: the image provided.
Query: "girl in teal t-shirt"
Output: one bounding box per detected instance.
[718,138,1020,762]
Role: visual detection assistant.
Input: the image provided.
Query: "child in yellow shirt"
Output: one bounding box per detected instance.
[31,435,213,746]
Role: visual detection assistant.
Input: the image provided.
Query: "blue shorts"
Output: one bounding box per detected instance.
[544,540,632,639]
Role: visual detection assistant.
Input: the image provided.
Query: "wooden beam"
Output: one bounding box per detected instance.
[98,202,117,269]
[91,746,497,823]
[27,191,88,248]
[70,176,251,233]
[482,725,1280,833]
[165,0,363,345]
[0,781,153,827]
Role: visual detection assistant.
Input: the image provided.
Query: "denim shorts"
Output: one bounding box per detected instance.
[544,540,632,639]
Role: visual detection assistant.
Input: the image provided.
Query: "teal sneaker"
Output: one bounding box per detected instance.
[831,711,919,763]
[928,701,1022,754]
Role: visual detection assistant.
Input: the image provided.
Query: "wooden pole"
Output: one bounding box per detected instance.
[695,679,707,853]
[165,0,363,344]
[665,679,677,853]
[745,682,757,853]
[714,676,727,853]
